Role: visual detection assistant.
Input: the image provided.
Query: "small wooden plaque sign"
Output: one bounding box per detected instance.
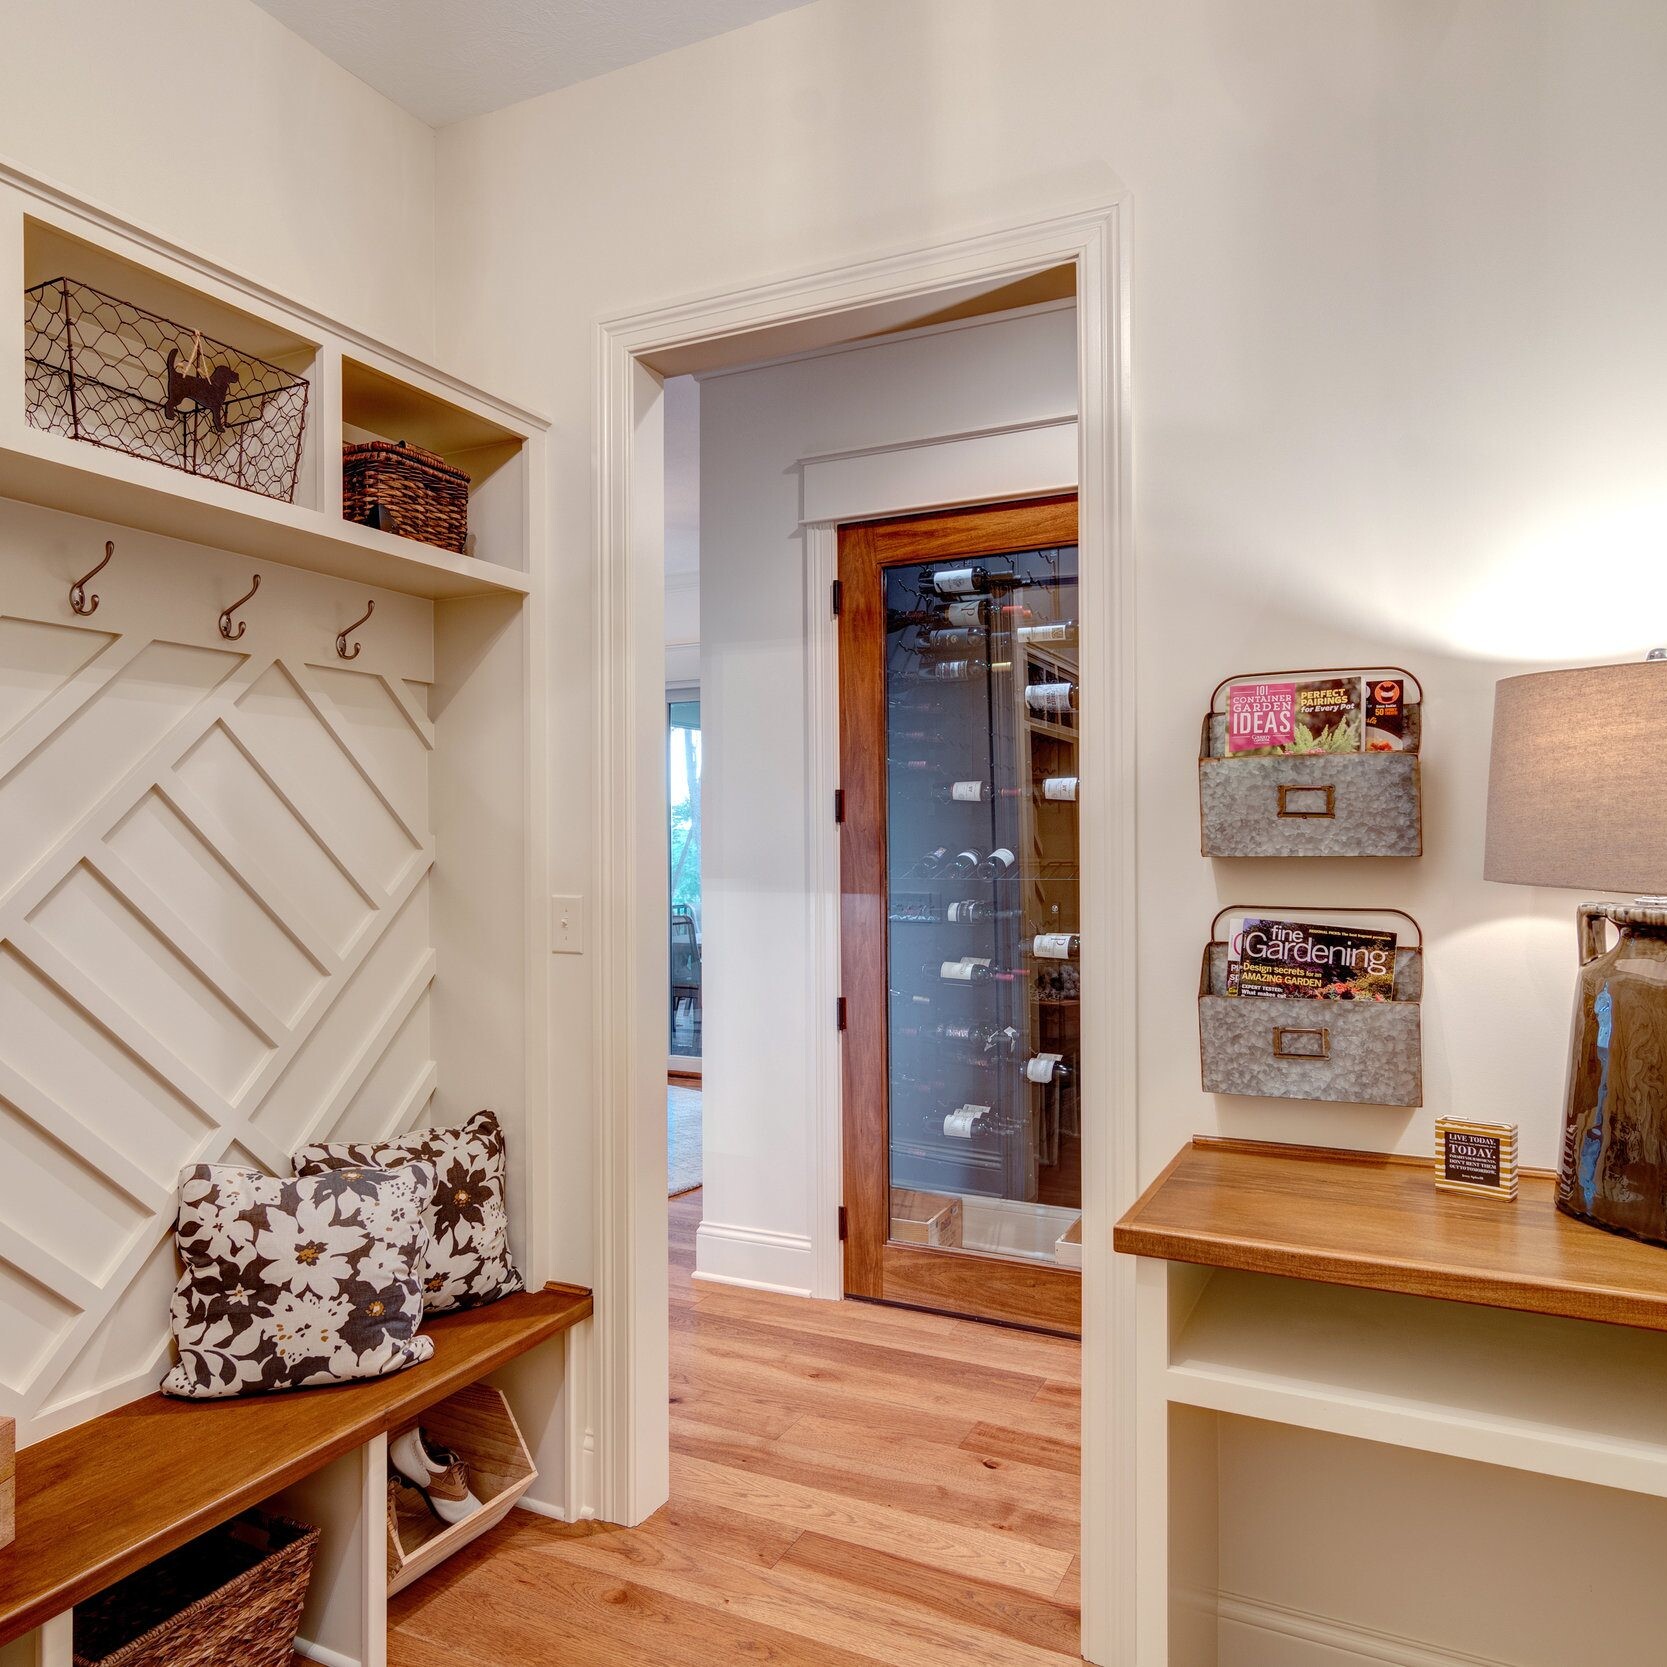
[1,1413,13,1550]
[1435,1118,1518,1200]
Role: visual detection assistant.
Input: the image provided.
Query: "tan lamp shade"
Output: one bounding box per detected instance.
[1485,661,1667,894]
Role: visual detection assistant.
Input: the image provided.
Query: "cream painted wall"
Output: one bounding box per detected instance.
[432,1,1667,1655]
[0,0,437,352]
[695,305,1077,1291]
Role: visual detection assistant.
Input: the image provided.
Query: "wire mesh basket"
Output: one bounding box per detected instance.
[26,278,309,502]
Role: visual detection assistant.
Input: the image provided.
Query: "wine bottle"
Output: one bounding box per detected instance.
[941,1103,992,1139]
[1024,1052,1072,1085]
[941,598,1034,627]
[1026,681,1078,716]
[926,956,993,984]
[1017,621,1074,644]
[932,778,991,804]
[916,845,952,875]
[945,898,994,922]
[919,625,984,650]
[1016,621,1077,646]
[978,847,1018,879]
[906,657,986,683]
[897,1020,1013,1053]
[1029,932,1081,961]
[932,565,990,597]
[946,847,983,876]
[1039,775,1079,801]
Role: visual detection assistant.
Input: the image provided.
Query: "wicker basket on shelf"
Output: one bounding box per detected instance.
[343,439,470,553]
[72,1511,317,1667]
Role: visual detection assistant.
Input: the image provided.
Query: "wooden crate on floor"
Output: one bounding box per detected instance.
[889,1188,964,1248]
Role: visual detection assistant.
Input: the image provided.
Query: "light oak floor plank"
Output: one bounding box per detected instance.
[389,1189,1084,1664]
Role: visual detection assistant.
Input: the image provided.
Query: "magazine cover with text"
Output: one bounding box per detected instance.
[1225,916,1398,1000]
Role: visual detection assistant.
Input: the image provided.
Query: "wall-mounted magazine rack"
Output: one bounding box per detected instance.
[1199,905,1424,1106]
[1199,667,1423,857]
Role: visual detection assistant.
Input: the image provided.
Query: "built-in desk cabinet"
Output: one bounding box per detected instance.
[1116,1139,1667,1665]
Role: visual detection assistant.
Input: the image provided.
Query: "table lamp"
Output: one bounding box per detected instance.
[1485,657,1667,1245]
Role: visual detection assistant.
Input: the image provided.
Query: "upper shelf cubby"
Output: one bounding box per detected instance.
[2,191,542,601]
[340,355,526,574]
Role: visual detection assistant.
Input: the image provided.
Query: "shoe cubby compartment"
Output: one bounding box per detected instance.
[1198,908,1424,1106]
[385,1382,536,1596]
[1198,668,1423,857]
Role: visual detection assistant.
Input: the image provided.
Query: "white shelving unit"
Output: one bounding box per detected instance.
[1118,1139,1667,1666]
[0,166,563,1667]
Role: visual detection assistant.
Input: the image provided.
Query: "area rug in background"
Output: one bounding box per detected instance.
[668,1082,702,1195]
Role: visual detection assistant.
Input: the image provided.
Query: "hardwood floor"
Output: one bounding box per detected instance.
[388,1189,1084,1665]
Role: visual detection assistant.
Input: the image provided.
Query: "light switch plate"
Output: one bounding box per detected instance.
[551,894,585,954]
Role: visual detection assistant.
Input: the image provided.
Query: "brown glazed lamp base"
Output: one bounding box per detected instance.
[1556,903,1667,1247]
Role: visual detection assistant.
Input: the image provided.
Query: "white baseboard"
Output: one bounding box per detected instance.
[294,1642,360,1667]
[693,1219,814,1295]
[515,1493,569,1522]
[1218,1592,1517,1667]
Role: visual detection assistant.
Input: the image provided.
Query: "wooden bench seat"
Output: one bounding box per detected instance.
[0,1283,592,1647]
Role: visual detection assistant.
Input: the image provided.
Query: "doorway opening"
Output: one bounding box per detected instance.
[592,201,1132,1667]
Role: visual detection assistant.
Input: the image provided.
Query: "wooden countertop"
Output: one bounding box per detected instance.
[0,1282,592,1646]
[1115,1138,1667,1332]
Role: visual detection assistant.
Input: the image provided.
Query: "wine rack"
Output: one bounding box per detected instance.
[881,545,1082,1233]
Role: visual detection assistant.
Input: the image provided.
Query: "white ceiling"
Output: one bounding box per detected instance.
[251,0,815,127]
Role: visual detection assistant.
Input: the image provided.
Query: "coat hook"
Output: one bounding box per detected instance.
[219,573,261,640]
[337,599,375,660]
[70,540,115,616]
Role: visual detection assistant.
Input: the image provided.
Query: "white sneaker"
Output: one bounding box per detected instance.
[389,1427,482,1525]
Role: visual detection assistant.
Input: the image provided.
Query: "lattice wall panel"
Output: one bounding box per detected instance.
[0,500,437,1444]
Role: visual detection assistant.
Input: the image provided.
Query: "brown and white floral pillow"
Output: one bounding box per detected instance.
[162,1162,435,1400]
[294,1110,523,1313]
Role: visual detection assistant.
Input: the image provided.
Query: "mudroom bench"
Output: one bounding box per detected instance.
[0,1283,592,1667]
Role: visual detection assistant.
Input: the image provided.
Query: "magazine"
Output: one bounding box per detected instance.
[1365,678,1406,752]
[1225,916,1398,1001]
[1227,676,1364,755]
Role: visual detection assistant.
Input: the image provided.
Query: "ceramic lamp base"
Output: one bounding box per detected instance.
[1556,903,1667,1247]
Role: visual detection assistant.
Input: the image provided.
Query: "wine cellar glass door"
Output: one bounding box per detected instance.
[838,495,1082,1336]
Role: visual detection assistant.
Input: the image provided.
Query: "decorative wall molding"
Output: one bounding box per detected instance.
[0,498,436,1447]
[1217,1592,1518,1667]
[799,413,1077,527]
[691,1220,815,1296]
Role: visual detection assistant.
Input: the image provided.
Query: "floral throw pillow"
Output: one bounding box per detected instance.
[294,1109,523,1314]
[162,1162,435,1400]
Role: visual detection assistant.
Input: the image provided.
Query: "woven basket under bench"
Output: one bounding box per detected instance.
[72,1510,317,1667]
[343,439,470,553]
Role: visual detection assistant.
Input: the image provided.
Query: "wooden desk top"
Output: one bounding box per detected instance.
[0,1283,592,1646]
[1115,1138,1667,1331]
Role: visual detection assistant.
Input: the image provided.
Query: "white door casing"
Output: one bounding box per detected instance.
[591,201,1135,1666]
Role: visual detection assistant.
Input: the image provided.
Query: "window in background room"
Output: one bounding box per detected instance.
[668,694,703,1062]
